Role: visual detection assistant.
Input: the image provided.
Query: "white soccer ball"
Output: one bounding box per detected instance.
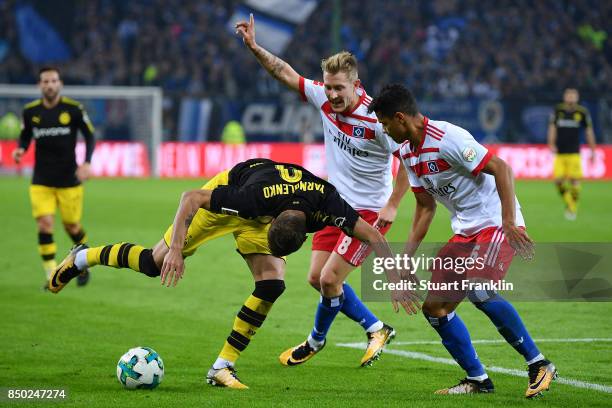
[116,347,164,389]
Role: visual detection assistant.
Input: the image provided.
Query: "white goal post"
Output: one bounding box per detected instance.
[0,85,163,175]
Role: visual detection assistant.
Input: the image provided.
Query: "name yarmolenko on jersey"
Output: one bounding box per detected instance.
[209,159,359,235]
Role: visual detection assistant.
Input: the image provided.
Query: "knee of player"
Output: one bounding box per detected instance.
[467,288,499,309]
[63,222,81,235]
[319,272,341,294]
[37,218,54,232]
[307,271,322,289]
[253,279,286,303]
[422,301,448,318]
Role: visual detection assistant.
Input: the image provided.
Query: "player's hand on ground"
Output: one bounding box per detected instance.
[76,163,91,182]
[12,148,24,164]
[235,13,256,48]
[375,203,398,228]
[161,248,185,287]
[503,222,534,260]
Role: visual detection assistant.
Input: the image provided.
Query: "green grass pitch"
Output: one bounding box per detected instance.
[0,177,611,407]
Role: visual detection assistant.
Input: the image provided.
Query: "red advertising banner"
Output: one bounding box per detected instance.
[0,140,150,177]
[1,141,611,180]
[158,142,612,179]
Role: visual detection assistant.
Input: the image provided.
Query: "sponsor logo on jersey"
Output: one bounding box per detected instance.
[352,126,366,138]
[32,116,40,124]
[462,147,477,162]
[59,112,71,125]
[425,182,457,197]
[33,127,71,139]
[334,217,346,227]
[557,119,580,128]
[220,207,239,216]
[333,132,369,158]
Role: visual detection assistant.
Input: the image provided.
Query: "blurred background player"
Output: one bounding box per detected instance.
[547,88,597,220]
[47,158,415,389]
[12,67,95,289]
[370,84,556,398]
[236,14,410,367]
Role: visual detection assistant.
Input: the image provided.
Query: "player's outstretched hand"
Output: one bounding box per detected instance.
[235,13,256,48]
[161,248,185,287]
[387,267,421,315]
[392,289,421,315]
[503,222,534,260]
[375,203,398,229]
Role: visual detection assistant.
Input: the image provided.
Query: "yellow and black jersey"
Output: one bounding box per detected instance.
[209,159,360,236]
[19,96,95,187]
[549,103,592,154]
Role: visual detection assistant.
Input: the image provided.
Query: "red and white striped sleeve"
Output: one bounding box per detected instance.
[299,76,328,107]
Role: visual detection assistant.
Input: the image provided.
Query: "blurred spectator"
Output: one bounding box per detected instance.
[0,0,610,137]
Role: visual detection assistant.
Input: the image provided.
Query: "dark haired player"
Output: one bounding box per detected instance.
[12,67,95,289]
[49,158,417,389]
[368,84,556,398]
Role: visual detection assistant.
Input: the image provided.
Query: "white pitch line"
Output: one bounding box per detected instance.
[339,338,612,347]
[336,341,612,394]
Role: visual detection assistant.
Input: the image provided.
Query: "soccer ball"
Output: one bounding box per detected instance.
[116,347,164,389]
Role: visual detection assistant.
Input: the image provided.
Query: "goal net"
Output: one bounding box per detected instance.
[0,85,162,175]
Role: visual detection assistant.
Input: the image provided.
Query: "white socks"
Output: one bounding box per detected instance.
[74,249,89,271]
[365,320,384,333]
[526,353,545,366]
[212,357,234,370]
[307,334,325,350]
[467,373,489,382]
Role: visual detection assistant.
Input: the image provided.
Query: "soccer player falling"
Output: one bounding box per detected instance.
[369,84,557,398]
[236,13,411,368]
[49,159,418,389]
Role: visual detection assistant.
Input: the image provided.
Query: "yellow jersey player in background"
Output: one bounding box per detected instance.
[12,67,96,288]
[547,88,597,220]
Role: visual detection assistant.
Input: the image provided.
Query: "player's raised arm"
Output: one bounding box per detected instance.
[481,156,534,260]
[161,189,213,287]
[235,13,301,92]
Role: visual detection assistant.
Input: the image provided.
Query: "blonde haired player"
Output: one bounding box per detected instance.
[236,14,412,368]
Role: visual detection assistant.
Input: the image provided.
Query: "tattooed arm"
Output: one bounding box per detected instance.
[161,189,212,287]
[235,13,301,92]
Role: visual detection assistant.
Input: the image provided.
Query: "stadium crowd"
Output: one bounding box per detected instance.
[1,0,610,100]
